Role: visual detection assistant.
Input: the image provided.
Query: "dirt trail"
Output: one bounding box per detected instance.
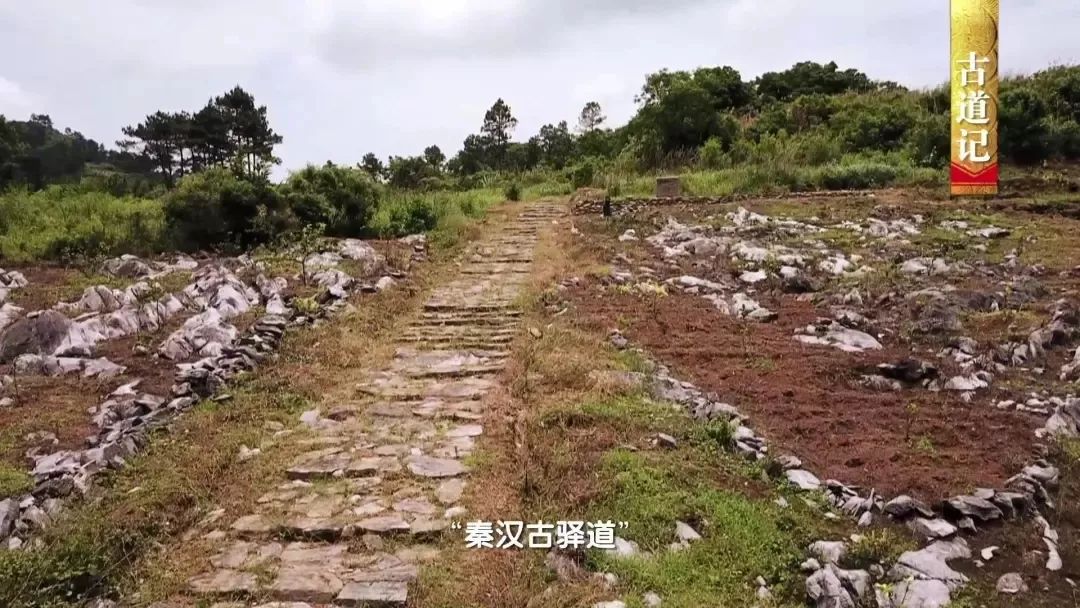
[164,202,565,606]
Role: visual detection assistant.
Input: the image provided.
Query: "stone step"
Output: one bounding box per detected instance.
[187,541,422,605]
[415,316,520,327]
[399,326,517,337]
[422,303,516,312]
[357,375,498,401]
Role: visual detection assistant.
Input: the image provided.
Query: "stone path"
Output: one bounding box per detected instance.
[178,203,564,607]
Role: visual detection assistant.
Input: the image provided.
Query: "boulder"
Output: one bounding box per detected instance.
[103,255,153,278]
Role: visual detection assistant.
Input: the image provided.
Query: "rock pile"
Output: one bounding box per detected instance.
[0,236,426,551]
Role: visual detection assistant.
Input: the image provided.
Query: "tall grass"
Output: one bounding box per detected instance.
[370,188,504,251]
[0,187,166,263]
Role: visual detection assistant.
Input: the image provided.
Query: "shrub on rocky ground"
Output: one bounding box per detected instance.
[279,163,381,237]
[163,167,294,251]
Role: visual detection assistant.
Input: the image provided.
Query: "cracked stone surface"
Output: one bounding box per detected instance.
[176,203,564,606]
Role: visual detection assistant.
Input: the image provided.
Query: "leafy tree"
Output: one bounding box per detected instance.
[449,134,491,176]
[386,155,440,189]
[578,101,606,132]
[1000,86,1052,165]
[755,61,873,102]
[360,153,385,180]
[119,111,181,186]
[537,121,576,169]
[481,98,517,169]
[423,145,446,169]
[214,86,282,180]
[121,86,281,186]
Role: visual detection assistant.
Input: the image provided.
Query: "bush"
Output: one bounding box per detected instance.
[813,162,901,189]
[699,137,727,169]
[504,182,521,201]
[372,196,439,236]
[568,161,595,189]
[164,167,294,251]
[281,164,381,236]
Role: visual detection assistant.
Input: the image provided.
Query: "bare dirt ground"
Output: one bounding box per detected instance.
[556,188,1080,605]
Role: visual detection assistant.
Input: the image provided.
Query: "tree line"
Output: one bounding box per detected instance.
[3,61,1079,197]
[0,85,281,192]
[361,60,1080,190]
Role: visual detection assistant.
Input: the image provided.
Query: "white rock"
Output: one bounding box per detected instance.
[674,521,701,542]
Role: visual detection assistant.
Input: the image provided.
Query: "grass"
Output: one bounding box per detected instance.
[588,450,817,607]
[595,157,947,200]
[0,187,165,263]
[0,465,32,497]
[370,189,502,239]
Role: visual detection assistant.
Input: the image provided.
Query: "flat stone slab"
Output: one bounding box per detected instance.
[436,479,464,505]
[287,452,353,479]
[188,569,258,596]
[336,581,408,606]
[358,515,411,534]
[407,455,465,478]
[271,565,343,603]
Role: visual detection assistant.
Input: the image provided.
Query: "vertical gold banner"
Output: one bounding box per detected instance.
[950,0,999,196]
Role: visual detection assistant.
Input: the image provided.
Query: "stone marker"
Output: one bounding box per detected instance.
[655,176,682,198]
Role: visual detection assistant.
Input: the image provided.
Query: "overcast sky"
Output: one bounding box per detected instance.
[1,0,1078,179]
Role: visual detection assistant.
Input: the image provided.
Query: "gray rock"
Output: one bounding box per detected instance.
[943,495,1002,522]
[809,540,847,564]
[943,374,989,391]
[642,591,662,607]
[0,498,16,537]
[674,521,701,542]
[801,558,822,572]
[435,478,464,505]
[806,565,855,608]
[877,579,951,608]
[605,537,640,558]
[654,432,677,448]
[890,538,970,589]
[406,456,465,478]
[884,495,935,519]
[794,322,882,353]
[337,581,407,606]
[908,518,957,540]
[786,469,822,491]
[82,358,126,379]
[996,572,1027,594]
[0,311,72,363]
[104,255,153,278]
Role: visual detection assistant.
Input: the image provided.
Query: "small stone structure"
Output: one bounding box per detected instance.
[655,176,682,198]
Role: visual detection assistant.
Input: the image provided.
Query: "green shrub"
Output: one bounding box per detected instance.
[504,182,521,201]
[371,196,440,236]
[280,164,381,236]
[164,167,294,251]
[813,162,901,189]
[699,137,727,169]
[568,161,595,189]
